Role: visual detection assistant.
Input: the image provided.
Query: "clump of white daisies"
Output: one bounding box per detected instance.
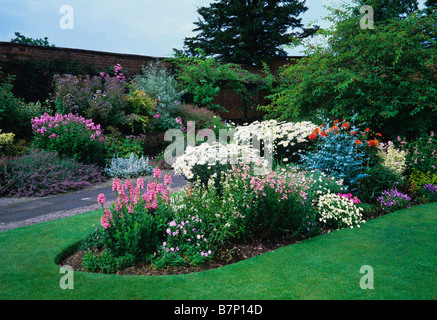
[173,119,318,182]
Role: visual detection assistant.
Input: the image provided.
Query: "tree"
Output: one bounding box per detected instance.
[182,0,317,66]
[261,4,437,140]
[356,0,419,22]
[10,32,55,47]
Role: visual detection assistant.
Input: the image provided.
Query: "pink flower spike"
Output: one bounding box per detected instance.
[97,193,106,205]
[153,167,162,178]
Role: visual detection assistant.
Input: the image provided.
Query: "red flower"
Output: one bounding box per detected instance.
[341,123,350,129]
[351,131,357,135]
[355,139,363,145]
[321,131,327,137]
[364,128,370,133]
[368,139,379,147]
[376,132,382,137]
[309,132,317,141]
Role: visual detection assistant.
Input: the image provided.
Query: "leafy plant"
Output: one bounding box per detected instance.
[104,153,154,178]
[262,5,437,140]
[131,61,183,118]
[376,188,412,213]
[31,113,108,166]
[172,50,274,117]
[300,120,369,192]
[0,148,105,197]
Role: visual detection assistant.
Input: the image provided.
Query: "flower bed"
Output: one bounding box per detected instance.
[57,120,437,275]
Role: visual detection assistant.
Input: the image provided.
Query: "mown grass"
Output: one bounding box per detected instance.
[1,202,436,300]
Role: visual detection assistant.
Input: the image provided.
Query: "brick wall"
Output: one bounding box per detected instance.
[0,42,301,121]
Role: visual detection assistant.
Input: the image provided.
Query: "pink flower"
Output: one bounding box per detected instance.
[97,193,106,205]
[164,174,172,185]
[101,209,112,229]
[153,167,162,178]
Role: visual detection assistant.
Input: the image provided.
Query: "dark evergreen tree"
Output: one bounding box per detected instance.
[182,0,317,65]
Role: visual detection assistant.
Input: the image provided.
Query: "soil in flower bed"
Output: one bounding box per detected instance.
[61,240,302,276]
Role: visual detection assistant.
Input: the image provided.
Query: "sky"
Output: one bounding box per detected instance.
[0,0,426,58]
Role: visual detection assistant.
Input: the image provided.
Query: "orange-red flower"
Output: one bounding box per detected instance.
[341,123,350,129]
[351,131,357,135]
[368,139,379,147]
[321,131,327,137]
[355,139,363,145]
[309,132,317,141]
[364,128,370,133]
[376,132,382,137]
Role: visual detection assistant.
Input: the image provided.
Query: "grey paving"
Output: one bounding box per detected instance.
[0,173,187,225]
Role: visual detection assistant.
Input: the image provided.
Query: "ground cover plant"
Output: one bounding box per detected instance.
[0,148,105,197]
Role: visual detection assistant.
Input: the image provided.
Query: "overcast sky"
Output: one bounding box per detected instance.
[0,0,426,58]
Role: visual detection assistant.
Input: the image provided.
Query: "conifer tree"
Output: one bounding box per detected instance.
[182,0,316,65]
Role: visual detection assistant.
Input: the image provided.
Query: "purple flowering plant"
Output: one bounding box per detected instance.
[376,187,412,213]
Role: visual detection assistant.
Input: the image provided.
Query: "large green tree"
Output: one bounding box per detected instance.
[261,4,437,140]
[356,0,419,22]
[182,0,317,66]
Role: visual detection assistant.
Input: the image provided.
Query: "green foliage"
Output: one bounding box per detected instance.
[407,169,437,192]
[0,68,22,125]
[262,6,437,140]
[100,203,169,263]
[172,50,274,117]
[4,59,100,103]
[182,0,316,65]
[357,0,419,22]
[82,249,135,274]
[300,121,369,192]
[10,32,55,47]
[358,163,404,204]
[131,61,183,118]
[0,130,14,155]
[125,88,155,133]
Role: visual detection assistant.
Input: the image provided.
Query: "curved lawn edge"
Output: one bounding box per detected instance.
[1,203,436,300]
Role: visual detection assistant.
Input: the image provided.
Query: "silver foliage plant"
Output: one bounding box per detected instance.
[105,153,154,178]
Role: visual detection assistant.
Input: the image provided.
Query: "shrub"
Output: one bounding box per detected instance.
[154,214,214,268]
[0,130,14,155]
[418,184,437,202]
[232,119,318,164]
[52,65,131,131]
[104,153,154,178]
[398,132,437,174]
[358,163,404,204]
[262,6,437,140]
[31,113,107,166]
[96,172,173,265]
[125,88,155,133]
[376,188,412,213]
[407,169,437,192]
[172,141,268,186]
[316,192,365,229]
[0,148,105,197]
[377,141,407,176]
[131,61,183,118]
[300,119,370,192]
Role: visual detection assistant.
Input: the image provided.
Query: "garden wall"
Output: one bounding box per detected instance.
[0,41,302,121]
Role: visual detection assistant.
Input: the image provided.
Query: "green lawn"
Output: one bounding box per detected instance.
[1,202,436,300]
